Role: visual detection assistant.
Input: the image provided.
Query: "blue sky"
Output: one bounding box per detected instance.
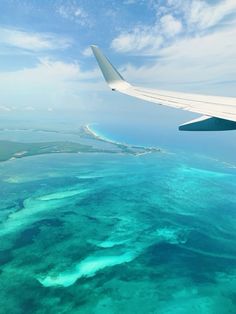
[0,0,236,120]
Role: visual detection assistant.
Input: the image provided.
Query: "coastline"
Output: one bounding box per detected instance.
[0,126,162,163]
[85,124,128,146]
[84,124,161,153]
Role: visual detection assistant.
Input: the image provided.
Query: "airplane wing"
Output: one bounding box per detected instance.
[91,45,236,131]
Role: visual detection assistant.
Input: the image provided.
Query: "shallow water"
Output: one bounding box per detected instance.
[0,143,236,313]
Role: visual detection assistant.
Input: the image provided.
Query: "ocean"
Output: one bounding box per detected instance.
[0,118,236,313]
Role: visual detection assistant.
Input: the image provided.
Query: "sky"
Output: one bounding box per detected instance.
[0,0,236,127]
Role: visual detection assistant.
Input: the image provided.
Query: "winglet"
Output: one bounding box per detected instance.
[91,45,130,91]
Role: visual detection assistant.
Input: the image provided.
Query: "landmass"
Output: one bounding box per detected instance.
[0,140,121,162]
[80,125,161,155]
[0,125,161,162]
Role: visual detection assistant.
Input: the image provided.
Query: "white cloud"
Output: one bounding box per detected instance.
[0,105,12,112]
[0,57,100,86]
[186,0,236,30]
[82,46,93,57]
[161,0,236,28]
[24,106,35,111]
[110,0,236,94]
[0,27,72,51]
[121,26,236,95]
[0,57,103,110]
[57,4,91,26]
[111,4,182,54]
[123,0,138,4]
[160,14,182,37]
[111,13,182,54]
[111,25,163,54]
[112,0,236,55]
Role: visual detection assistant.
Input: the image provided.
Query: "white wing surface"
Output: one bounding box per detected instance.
[91,45,236,131]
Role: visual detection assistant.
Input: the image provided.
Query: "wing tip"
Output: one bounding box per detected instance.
[90,44,98,50]
[91,44,130,90]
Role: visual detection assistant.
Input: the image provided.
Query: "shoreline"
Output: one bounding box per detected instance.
[85,124,129,147]
[0,126,162,163]
[84,124,160,152]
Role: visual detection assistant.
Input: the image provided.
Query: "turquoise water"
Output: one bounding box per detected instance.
[88,121,236,164]
[1,134,236,313]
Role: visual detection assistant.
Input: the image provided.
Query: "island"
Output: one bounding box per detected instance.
[80,125,161,155]
[0,125,162,162]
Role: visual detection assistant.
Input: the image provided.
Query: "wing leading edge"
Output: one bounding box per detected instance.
[91,45,236,131]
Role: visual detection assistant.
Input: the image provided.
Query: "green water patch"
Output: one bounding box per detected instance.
[0,185,90,237]
[0,152,236,313]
